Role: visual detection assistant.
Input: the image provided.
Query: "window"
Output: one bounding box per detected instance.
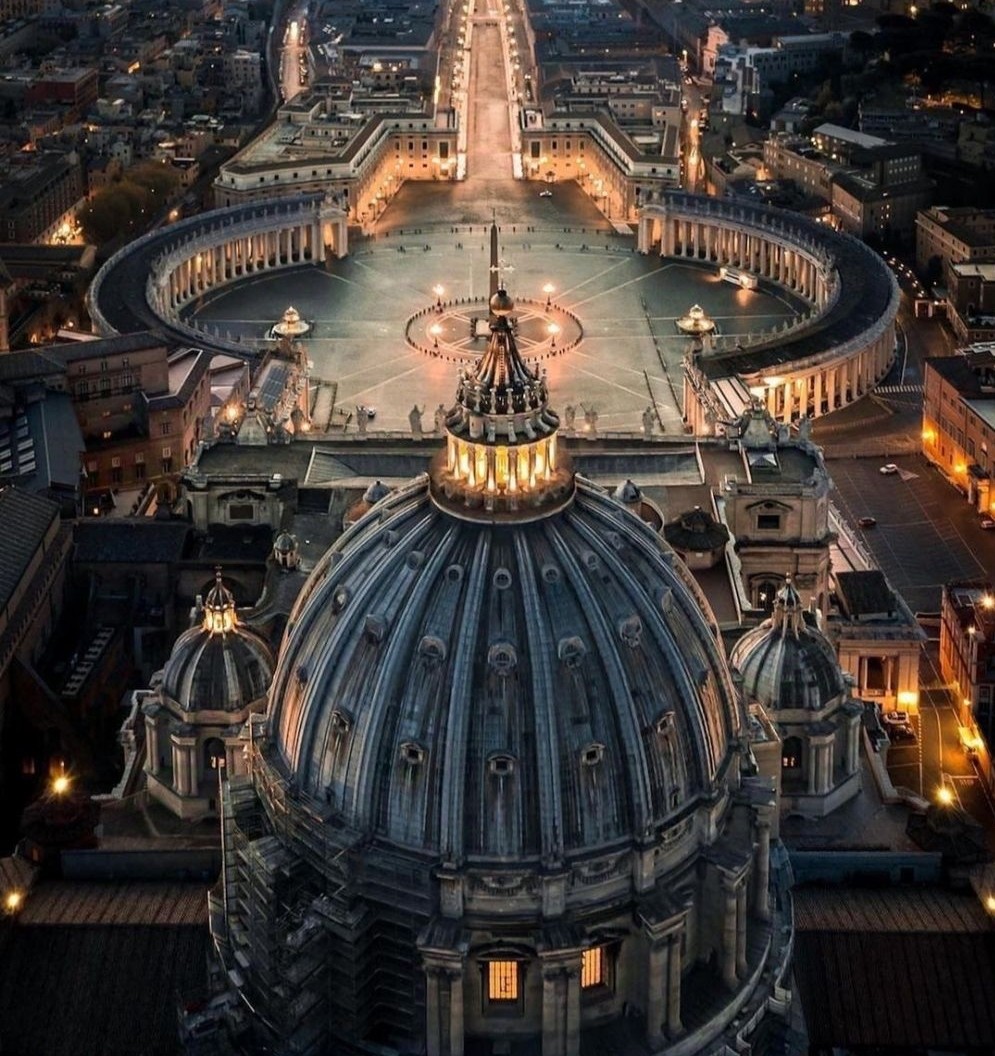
[488,962,518,1002]
[161,421,172,436]
[757,514,780,531]
[581,947,605,989]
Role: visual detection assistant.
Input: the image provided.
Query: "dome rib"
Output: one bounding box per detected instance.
[577,493,740,769]
[569,498,717,786]
[338,515,449,830]
[546,517,652,843]
[513,530,566,862]
[433,531,488,861]
[276,494,436,781]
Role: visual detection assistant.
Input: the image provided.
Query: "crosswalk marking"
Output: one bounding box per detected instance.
[876,383,924,394]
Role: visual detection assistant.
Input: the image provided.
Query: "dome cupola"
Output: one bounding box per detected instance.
[161,571,274,713]
[730,576,845,711]
[432,288,571,520]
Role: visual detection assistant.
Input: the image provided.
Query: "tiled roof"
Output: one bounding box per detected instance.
[835,569,895,617]
[0,487,60,611]
[0,918,209,1056]
[73,520,192,564]
[16,880,209,925]
[794,886,995,1051]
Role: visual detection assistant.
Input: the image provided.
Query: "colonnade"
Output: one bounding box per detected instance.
[640,211,830,307]
[642,196,900,429]
[748,321,894,423]
[151,207,348,317]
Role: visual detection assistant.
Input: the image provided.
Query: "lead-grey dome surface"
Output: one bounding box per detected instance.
[730,580,844,711]
[163,577,275,712]
[268,474,744,861]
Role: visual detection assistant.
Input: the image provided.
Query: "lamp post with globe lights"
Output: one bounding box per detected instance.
[434,284,445,310]
[542,282,555,309]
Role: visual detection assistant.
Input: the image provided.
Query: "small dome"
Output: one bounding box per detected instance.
[274,531,297,554]
[489,287,514,317]
[162,573,274,712]
[730,577,845,711]
[613,479,642,504]
[363,480,392,505]
[663,506,730,552]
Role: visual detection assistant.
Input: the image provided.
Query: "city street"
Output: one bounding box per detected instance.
[827,454,990,615]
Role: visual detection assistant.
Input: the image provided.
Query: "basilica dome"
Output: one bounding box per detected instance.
[219,284,785,1056]
[161,573,274,713]
[730,577,845,711]
[268,293,744,862]
[270,474,742,858]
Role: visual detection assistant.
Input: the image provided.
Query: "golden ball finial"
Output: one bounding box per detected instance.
[490,288,514,317]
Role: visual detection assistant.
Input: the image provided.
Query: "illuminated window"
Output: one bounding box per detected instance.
[488,961,518,1002]
[581,947,605,989]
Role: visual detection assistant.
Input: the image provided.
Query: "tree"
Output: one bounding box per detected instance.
[849,30,878,54]
[127,161,180,201]
[77,180,153,245]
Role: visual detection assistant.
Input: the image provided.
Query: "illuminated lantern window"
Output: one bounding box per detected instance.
[488,961,518,1001]
[581,947,605,989]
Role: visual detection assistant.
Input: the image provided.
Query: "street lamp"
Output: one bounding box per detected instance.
[542,282,554,308]
[935,785,954,806]
[547,322,559,348]
[51,773,70,796]
[431,323,442,349]
[433,283,445,309]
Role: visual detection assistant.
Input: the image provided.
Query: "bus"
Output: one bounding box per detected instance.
[719,265,758,291]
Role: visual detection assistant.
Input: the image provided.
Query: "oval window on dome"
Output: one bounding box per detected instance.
[488,752,515,777]
[399,741,426,766]
[493,567,513,590]
[581,743,605,767]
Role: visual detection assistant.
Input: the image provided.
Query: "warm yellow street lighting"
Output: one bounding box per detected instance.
[51,773,71,796]
[542,282,555,308]
[5,891,22,912]
[936,785,954,806]
[433,283,445,308]
[431,322,442,349]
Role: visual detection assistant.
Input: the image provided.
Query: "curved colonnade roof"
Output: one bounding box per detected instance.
[88,194,325,349]
[656,192,900,378]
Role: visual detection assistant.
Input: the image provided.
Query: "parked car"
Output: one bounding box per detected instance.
[980,515,995,530]
[358,405,377,419]
[538,189,553,198]
[857,516,877,528]
[879,463,899,475]
[882,710,915,741]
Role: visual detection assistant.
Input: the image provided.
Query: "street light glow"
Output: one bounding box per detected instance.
[51,774,70,796]
[936,786,954,806]
[5,891,22,912]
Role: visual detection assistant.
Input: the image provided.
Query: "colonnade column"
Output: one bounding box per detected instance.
[640,911,686,1043]
[844,705,862,776]
[666,932,683,1036]
[645,939,667,1045]
[423,957,465,1056]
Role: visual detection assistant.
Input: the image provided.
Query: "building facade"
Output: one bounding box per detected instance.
[922,349,995,513]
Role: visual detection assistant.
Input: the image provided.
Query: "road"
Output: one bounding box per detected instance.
[280,4,309,102]
[465,4,513,181]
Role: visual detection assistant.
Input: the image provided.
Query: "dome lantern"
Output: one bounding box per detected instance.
[202,569,237,635]
[431,285,573,521]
